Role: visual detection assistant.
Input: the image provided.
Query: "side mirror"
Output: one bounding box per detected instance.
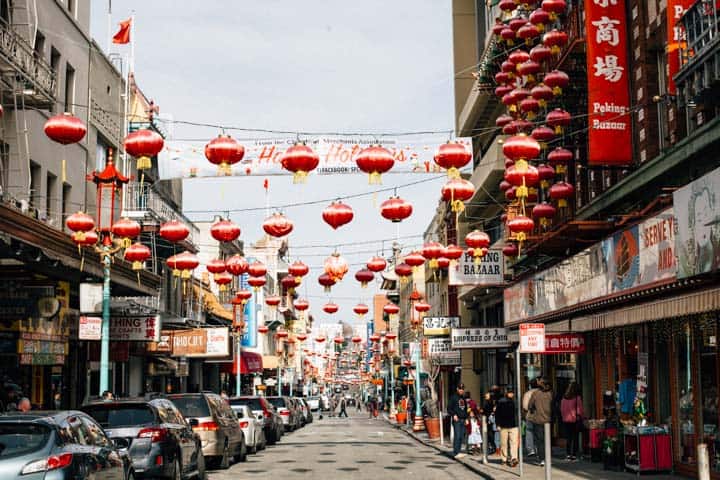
[188,418,199,428]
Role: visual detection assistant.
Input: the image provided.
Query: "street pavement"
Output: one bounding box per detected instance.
[208,410,482,479]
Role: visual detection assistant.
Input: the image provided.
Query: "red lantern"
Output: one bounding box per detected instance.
[296,333,308,342]
[383,303,400,317]
[281,275,300,293]
[414,301,431,313]
[505,163,539,201]
[205,135,245,175]
[124,129,164,171]
[465,230,491,263]
[492,21,506,36]
[323,302,339,314]
[499,0,516,11]
[210,218,241,243]
[322,201,354,230]
[263,212,293,237]
[225,254,249,276]
[441,178,475,213]
[542,0,567,17]
[354,269,374,288]
[544,70,569,96]
[289,260,309,282]
[123,242,150,270]
[501,60,516,74]
[110,218,140,244]
[518,59,541,82]
[546,108,571,134]
[434,142,471,178]
[394,262,413,282]
[404,251,425,270]
[503,134,541,162]
[495,85,514,98]
[508,215,535,242]
[500,179,512,192]
[548,147,572,174]
[66,211,95,233]
[265,295,281,308]
[315,335,326,343]
[173,251,199,278]
[496,114,514,129]
[369,333,381,343]
[380,196,413,223]
[509,17,528,32]
[214,271,233,291]
[503,243,520,258]
[508,50,530,66]
[318,273,336,293]
[206,258,227,274]
[532,202,557,227]
[248,261,267,278]
[531,126,555,149]
[351,336,362,344]
[248,276,266,290]
[543,28,568,55]
[72,229,98,247]
[324,252,349,282]
[385,332,397,341]
[518,22,540,45]
[233,289,253,305]
[293,299,310,311]
[422,242,444,269]
[159,220,190,243]
[500,26,516,45]
[530,83,554,107]
[44,113,87,145]
[537,164,556,189]
[353,304,369,316]
[495,71,512,85]
[355,145,395,184]
[505,186,517,201]
[549,181,575,207]
[529,8,552,31]
[281,143,320,183]
[276,329,289,339]
[520,97,541,120]
[443,244,464,262]
[366,256,387,273]
[437,257,450,269]
[258,325,270,334]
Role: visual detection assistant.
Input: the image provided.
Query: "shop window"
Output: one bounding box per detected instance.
[698,320,719,471]
[653,333,672,426]
[677,322,695,464]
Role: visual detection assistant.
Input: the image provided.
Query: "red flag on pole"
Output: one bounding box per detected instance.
[112,18,131,44]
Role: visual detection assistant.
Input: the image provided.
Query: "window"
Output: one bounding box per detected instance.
[67,0,75,17]
[46,172,56,223]
[64,63,75,113]
[80,415,110,447]
[96,136,109,171]
[33,31,45,60]
[29,161,41,208]
[61,184,71,232]
[50,48,61,113]
[0,142,8,192]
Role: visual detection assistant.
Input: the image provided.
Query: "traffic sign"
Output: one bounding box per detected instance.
[519,323,545,353]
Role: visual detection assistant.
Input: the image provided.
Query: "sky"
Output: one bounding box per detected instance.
[91,1,456,331]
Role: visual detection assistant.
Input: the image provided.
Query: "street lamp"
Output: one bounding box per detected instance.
[410,300,425,432]
[231,291,250,397]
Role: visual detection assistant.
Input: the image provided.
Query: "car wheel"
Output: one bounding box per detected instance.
[196,450,207,480]
[218,442,231,470]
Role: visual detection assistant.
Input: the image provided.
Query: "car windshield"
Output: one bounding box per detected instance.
[0,423,51,458]
[266,397,286,409]
[230,398,263,411]
[83,404,156,428]
[168,396,210,418]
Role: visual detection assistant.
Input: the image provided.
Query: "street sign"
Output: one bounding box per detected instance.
[519,323,545,353]
[423,316,460,336]
[451,328,510,349]
[79,316,102,340]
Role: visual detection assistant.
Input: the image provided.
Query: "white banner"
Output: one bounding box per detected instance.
[110,316,161,342]
[449,249,504,286]
[450,328,510,349]
[427,337,461,365]
[78,316,102,340]
[159,136,473,179]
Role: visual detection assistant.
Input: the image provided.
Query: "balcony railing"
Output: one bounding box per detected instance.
[0,18,57,105]
[679,0,720,69]
[122,182,199,244]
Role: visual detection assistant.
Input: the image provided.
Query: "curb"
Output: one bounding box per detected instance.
[387,419,497,480]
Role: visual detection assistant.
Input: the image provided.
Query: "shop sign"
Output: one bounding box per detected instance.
[423,316,460,336]
[160,135,473,179]
[638,208,676,284]
[585,0,632,166]
[427,337,460,365]
[240,274,257,348]
[170,328,229,357]
[666,0,694,95]
[448,250,504,286]
[543,333,585,354]
[18,330,66,365]
[79,283,103,313]
[0,283,53,320]
[519,323,545,353]
[674,166,720,279]
[451,327,510,349]
[110,316,160,342]
[78,316,102,340]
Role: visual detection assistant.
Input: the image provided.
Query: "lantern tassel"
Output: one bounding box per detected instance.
[368,172,382,185]
[447,167,460,179]
[80,252,84,272]
[293,171,308,184]
[137,272,141,287]
[61,158,66,183]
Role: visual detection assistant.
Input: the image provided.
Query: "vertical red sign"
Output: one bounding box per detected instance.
[585,0,632,166]
[667,0,694,95]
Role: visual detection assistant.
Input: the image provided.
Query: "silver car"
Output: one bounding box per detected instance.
[265,396,299,431]
[230,405,266,454]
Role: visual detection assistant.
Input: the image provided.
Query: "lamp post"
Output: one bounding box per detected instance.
[231,294,247,397]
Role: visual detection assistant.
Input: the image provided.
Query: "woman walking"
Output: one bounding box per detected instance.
[560,382,584,461]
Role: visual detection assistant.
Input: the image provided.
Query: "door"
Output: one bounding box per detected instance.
[165,400,197,472]
[80,414,125,480]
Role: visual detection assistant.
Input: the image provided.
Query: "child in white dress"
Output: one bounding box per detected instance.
[467,409,483,455]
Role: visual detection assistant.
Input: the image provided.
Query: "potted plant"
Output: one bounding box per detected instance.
[423,354,442,439]
[396,401,407,424]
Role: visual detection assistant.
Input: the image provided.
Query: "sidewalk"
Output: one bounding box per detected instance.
[387,417,685,480]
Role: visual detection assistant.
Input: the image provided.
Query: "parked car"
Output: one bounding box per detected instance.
[289,398,306,427]
[0,411,132,480]
[229,397,282,445]
[167,393,245,469]
[265,396,300,431]
[295,398,313,424]
[82,398,205,480]
[344,394,356,407]
[229,405,265,454]
[305,396,320,412]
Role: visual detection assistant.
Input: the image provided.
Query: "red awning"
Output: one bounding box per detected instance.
[221,352,263,374]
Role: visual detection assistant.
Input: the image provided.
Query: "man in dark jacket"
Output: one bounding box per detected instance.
[495,390,519,466]
[448,383,469,458]
[527,377,553,466]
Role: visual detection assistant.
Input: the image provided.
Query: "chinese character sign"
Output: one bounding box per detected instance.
[585,0,632,166]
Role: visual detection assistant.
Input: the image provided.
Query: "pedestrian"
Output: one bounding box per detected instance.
[102,390,114,401]
[367,397,375,418]
[496,390,519,467]
[220,390,229,400]
[467,408,483,455]
[338,396,348,417]
[527,377,553,467]
[330,395,337,417]
[357,395,362,411]
[18,397,31,412]
[448,383,469,459]
[482,392,497,454]
[560,381,584,461]
[522,377,540,457]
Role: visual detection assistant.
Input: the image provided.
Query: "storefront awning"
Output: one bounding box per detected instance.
[219,352,263,374]
[262,355,279,369]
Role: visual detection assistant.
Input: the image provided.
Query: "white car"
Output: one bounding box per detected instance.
[232,404,266,454]
[306,396,320,411]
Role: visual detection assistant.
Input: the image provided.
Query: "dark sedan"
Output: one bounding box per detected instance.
[82,398,205,479]
[0,411,132,480]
